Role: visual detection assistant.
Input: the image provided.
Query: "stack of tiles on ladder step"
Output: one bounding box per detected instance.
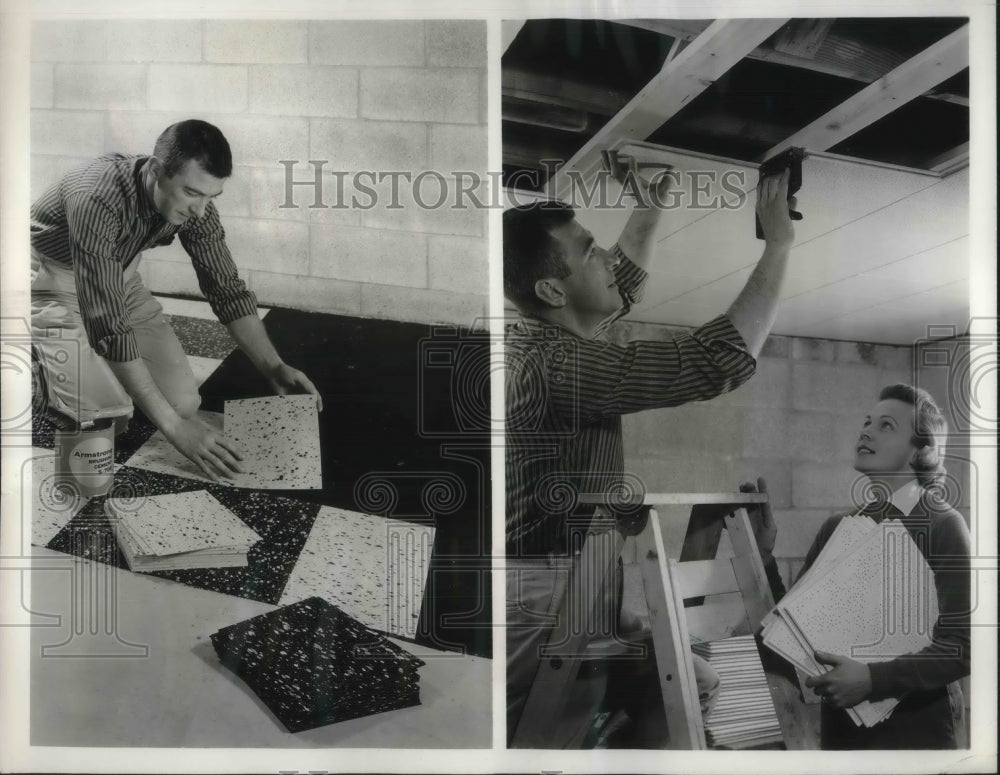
[210,596,425,732]
[692,635,783,749]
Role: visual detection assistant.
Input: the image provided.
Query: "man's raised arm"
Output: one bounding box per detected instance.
[726,168,796,358]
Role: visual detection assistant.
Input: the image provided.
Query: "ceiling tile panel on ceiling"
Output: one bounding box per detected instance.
[797,279,969,343]
[772,274,911,334]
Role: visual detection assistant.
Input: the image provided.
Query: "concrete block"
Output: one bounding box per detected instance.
[428,235,488,295]
[626,405,745,458]
[791,337,836,363]
[835,340,879,366]
[205,21,308,64]
[32,111,104,157]
[747,410,840,463]
[146,259,201,298]
[213,166,252,218]
[361,68,480,124]
[362,180,486,238]
[360,284,487,327]
[714,357,791,409]
[733,458,792,509]
[30,155,91,199]
[772,509,836,557]
[55,64,146,111]
[310,225,427,287]
[429,124,487,173]
[832,406,863,452]
[309,21,424,67]
[880,344,915,374]
[426,21,485,68]
[623,449,737,494]
[249,271,361,316]
[209,115,309,168]
[310,119,427,174]
[791,462,859,510]
[31,21,104,62]
[222,217,309,274]
[148,65,248,113]
[31,65,54,109]
[791,361,879,413]
[103,112,190,156]
[249,66,357,118]
[105,20,202,62]
[252,167,309,222]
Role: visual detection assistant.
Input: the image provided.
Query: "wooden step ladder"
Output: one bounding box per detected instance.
[510,488,817,750]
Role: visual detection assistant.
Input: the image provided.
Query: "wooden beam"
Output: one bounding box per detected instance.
[545,18,789,201]
[927,141,969,174]
[502,67,630,116]
[621,18,967,107]
[501,20,525,54]
[763,24,969,160]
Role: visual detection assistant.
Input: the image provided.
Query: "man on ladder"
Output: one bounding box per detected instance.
[504,157,797,747]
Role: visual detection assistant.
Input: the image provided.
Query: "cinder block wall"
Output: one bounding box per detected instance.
[30,19,488,327]
[604,319,971,589]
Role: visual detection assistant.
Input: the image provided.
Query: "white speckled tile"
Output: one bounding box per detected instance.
[278,506,434,639]
[124,398,321,489]
[106,490,261,557]
[224,395,321,490]
[31,449,91,546]
[124,411,226,485]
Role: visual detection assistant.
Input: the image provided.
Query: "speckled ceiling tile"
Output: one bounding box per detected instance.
[224,395,322,490]
[45,467,320,605]
[210,596,424,732]
[278,506,435,639]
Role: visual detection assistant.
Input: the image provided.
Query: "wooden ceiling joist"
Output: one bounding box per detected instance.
[545,18,788,200]
[762,24,969,161]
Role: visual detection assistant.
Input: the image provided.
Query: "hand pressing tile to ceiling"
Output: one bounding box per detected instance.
[210,596,425,733]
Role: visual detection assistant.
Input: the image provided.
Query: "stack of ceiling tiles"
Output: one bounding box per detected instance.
[761,516,939,727]
[105,490,261,572]
[210,596,425,732]
[691,635,783,749]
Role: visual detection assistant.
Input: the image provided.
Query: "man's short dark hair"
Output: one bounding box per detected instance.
[153,120,232,179]
[503,201,576,313]
[879,383,948,486]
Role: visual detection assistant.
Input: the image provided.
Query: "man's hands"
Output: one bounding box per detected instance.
[805,651,873,709]
[264,362,323,411]
[756,168,796,247]
[164,415,245,483]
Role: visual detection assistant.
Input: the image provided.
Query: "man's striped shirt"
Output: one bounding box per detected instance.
[31,153,257,362]
[505,246,757,556]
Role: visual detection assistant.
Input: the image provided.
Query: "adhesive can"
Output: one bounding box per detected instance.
[55,418,116,498]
